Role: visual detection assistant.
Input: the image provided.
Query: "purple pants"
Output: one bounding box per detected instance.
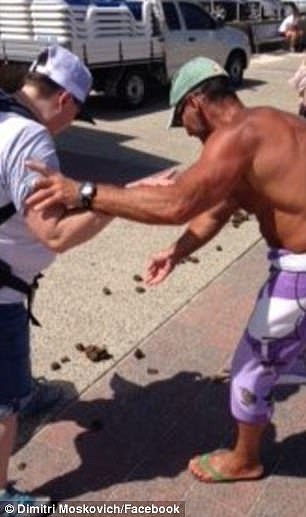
[231,248,306,424]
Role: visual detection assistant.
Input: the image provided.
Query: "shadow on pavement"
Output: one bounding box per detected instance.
[87,87,169,123]
[56,124,178,185]
[17,379,79,451]
[31,372,234,500]
[16,373,306,499]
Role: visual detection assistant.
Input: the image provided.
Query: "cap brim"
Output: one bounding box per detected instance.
[167,106,183,129]
[76,105,95,125]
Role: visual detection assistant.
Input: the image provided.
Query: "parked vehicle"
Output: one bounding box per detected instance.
[0,0,251,107]
[201,0,283,20]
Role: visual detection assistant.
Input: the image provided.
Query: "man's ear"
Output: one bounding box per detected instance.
[57,90,71,109]
[188,94,200,108]
[189,94,206,113]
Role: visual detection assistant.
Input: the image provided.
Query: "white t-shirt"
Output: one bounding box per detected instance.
[0,111,58,303]
[279,14,297,33]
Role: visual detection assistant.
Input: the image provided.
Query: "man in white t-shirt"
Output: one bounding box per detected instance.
[279,6,303,51]
[0,45,113,511]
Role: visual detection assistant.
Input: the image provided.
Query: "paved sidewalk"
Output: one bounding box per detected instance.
[12,241,306,517]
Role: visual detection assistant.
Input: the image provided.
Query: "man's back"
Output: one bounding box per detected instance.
[226,106,306,251]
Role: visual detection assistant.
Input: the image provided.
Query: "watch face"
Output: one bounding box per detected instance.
[82,183,94,197]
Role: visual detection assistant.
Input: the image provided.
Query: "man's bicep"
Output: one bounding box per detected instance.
[25,204,65,248]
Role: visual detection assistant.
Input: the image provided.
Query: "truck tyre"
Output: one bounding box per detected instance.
[225,51,245,87]
[117,70,147,108]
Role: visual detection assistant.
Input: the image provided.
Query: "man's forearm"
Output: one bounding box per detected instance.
[92,178,209,225]
[172,225,221,260]
[170,201,236,260]
[91,183,188,225]
[49,210,113,253]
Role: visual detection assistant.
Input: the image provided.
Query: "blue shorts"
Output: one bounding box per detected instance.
[0,304,32,418]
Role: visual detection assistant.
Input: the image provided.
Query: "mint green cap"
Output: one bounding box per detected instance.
[168,56,228,128]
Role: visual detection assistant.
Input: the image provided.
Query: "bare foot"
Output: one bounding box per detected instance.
[189,449,264,483]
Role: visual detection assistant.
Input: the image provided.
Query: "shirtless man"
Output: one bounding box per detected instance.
[26,56,306,483]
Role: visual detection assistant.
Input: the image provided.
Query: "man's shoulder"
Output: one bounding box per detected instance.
[246,105,296,128]
[0,113,52,155]
[238,106,290,132]
[207,106,288,151]
[1,112,47,137]
[204,108,265,158]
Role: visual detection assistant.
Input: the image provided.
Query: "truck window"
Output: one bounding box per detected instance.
[125,1,143,20]
[179,2,215,29]
[162,2,181,30]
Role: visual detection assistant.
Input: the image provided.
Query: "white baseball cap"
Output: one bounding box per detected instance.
[30,45,94,123]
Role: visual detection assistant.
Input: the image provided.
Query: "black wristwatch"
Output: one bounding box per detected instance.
[79,182,97,209]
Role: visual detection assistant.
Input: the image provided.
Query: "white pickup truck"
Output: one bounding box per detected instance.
[0,0,251,107]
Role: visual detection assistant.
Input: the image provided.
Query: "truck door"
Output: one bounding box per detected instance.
[161,0,188,77]
[177,1,224,63]
[161,0,224,79]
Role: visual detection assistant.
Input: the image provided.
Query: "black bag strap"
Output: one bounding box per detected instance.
[0,259,42,326]
[0,258,29,295]
[0,90,43,325]
[0,202,16,225]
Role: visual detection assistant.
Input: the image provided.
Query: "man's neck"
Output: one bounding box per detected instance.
[210,98,245,130]
[14,90,45,126]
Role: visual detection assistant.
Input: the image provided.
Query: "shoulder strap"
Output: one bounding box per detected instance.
[0,202,16,225]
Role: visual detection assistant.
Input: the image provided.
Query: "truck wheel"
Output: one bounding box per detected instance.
[225,51,245,87]
[117,71,147,108]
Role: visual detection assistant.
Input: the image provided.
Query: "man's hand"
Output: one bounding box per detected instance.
[144,247,178,286]
[25,160,80,211]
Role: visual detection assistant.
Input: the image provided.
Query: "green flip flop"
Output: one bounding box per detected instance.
[198,453,233,483]
[191,451,264,483]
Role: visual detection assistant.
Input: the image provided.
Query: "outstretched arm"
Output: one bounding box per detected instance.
[145,199,237,285]
[25,168,178,252]
[26,125,253,225]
